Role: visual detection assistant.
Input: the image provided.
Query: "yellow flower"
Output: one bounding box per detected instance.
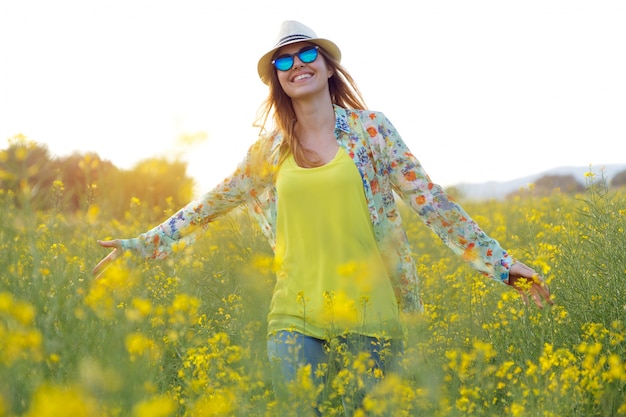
[187,389,237,417]
[126,297,153,322]
[86,204,100,224]
[323,291,358,328]
[132,395,176,417]
[603,354,626,383]
[52,179,65,192]
[125,333,161,362]
[509,402,525,417]
[23,384,101,417]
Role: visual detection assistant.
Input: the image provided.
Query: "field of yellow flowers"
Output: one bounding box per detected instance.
[1,173,625,416]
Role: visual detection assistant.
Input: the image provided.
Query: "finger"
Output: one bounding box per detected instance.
[92,255,110,277]
[516,288,530,307]
[93,240,121,277]
[92,259,108,278]
[92,248,119,277]
[529,279,556,308]
[534,282,555,306]
[530,288,544,309]
[98,239,120,249]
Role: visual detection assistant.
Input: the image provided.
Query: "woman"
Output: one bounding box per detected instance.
[94,20,552,416]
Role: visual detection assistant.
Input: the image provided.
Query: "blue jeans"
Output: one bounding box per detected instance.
[267,331,403,416]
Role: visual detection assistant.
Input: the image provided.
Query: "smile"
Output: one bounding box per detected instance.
[292,73,312,82]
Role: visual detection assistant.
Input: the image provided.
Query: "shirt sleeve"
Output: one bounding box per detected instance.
[376,114,514,282]
[119,137,274,259]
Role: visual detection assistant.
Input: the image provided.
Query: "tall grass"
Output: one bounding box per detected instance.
[1,174,625,416]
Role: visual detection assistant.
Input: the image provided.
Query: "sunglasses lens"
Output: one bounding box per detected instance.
[272,46,319,72]
[273,56,294,71]
[298,46,318,63]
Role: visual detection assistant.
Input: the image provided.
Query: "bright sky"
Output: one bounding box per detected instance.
[1,0,625,196]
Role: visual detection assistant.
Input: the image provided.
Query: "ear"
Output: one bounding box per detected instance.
[327,69,334,79]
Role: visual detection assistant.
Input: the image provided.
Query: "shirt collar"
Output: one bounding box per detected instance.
[333,105,351,134]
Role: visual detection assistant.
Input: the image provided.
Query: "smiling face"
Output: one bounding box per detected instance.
[274,42,334,101]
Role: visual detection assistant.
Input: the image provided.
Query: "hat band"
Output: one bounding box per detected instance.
[275,34,313,47]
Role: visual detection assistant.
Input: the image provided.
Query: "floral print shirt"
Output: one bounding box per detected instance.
[121,105,514,312]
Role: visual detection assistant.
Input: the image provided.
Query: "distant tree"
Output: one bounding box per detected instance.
[443,185,465,201]
[534,174,585,194]
[507,174,585,199]
[100,157,196,222]
[54,153,118,211]
[610,169,626,188]
[0,136,195,219]
[0,134,57,209]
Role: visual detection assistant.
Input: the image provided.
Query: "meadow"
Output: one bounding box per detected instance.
[1,171,625,416]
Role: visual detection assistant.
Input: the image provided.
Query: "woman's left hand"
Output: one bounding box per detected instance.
[507,262,554,308]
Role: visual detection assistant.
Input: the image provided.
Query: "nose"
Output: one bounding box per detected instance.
[292,54,305,69]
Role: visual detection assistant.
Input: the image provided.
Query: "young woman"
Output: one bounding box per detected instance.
[94,20,552,416]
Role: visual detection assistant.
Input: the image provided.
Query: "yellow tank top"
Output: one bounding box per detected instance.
[268,148,403,339]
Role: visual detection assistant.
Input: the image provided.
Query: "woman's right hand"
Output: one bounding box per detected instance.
[93,240,123,277]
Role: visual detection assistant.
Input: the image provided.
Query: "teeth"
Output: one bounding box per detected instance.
[294,74,311,82]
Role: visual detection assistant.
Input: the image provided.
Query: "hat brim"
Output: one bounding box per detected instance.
[257,38,341,85]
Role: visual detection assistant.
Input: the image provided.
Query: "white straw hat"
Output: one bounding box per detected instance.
[257,20,342,85]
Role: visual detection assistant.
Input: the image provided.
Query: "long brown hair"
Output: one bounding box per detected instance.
[254,47,367,168]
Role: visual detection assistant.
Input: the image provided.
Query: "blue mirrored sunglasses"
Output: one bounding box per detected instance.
[272,45,320,72]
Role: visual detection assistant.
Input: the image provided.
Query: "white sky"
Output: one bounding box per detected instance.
[1,0,625,195]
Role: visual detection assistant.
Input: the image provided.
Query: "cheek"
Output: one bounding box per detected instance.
[321,60,333,78]
[276,72,290,89]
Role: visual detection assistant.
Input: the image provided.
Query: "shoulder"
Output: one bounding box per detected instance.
[338,108,391,136]
[343,109,398,141]
[343,108,387,123]
[249,131,282,154]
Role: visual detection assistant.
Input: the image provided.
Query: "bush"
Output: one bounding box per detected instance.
[1,173,625,416]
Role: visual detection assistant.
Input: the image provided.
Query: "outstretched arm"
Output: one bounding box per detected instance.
[92,136,275,276]
[374,114,553,307]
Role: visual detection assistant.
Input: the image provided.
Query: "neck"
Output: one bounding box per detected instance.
[292,94,335,139]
